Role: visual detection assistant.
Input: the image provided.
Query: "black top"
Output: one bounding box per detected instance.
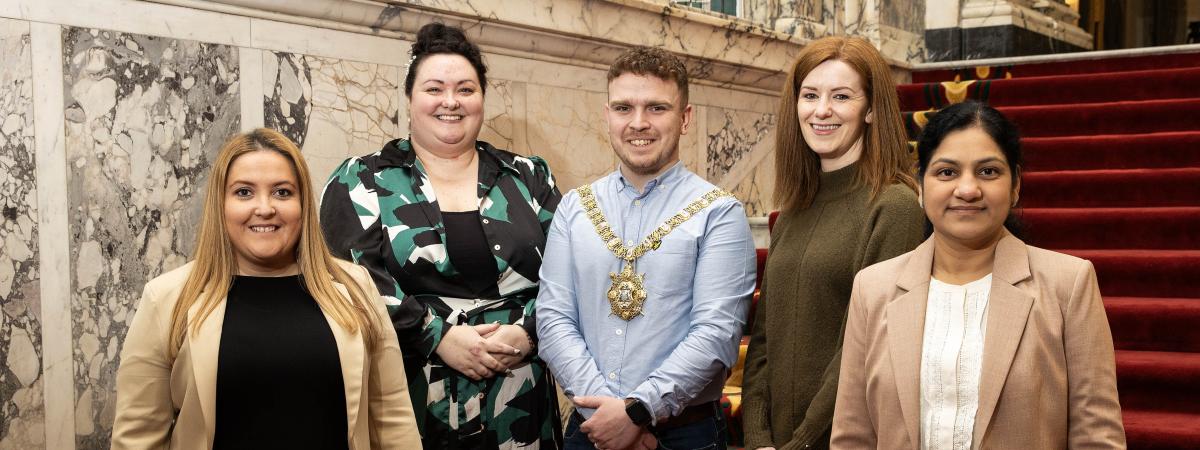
[214,275,348,450]
[441,210,501,297]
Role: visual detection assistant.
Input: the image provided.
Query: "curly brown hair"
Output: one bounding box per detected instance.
[607,46,689,104]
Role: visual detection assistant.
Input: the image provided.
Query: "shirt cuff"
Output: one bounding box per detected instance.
[627,389,666,427]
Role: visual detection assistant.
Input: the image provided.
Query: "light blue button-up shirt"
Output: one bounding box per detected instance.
[537,162,756,423]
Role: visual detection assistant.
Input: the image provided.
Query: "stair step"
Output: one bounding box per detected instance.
[1023,132,1200,172]
[1122,409,1200,450]
[898,66,1200,110]
[1057,250,1200,298]
[1000,98,1200,138]
[1108,298,1200,353]
[1022,207,1200,250]
[1021,168,1200,208]
[1117,350,1200,415]
[911,50,1200,83]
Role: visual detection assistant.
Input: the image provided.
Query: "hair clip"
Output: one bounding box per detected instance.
[405,53,417,73]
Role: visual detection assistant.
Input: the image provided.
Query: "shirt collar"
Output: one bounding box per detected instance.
[616,160,685,197]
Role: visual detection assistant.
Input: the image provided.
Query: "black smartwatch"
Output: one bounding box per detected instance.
[625,399,652,427]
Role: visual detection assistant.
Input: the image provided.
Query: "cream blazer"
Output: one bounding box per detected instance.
[831,233,1126,450]
[112,260,422,450]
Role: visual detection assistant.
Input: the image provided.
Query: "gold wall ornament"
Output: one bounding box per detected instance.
[576,184,733,321]
[975,66,991,80]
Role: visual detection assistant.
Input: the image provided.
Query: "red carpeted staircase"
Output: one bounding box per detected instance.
[900,49,1200,450]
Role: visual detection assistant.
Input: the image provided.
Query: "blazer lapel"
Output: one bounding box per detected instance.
[187,295,226,445]
[973,234,1034,448]
[887,237,936,449]
[329,280,366,439]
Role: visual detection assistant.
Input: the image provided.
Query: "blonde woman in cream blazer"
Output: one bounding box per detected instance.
[831,102,1125,450]
[112,129,421,449]
[112,260,421,449]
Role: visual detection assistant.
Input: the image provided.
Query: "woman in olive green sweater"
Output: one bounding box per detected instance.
[742,36,925,450]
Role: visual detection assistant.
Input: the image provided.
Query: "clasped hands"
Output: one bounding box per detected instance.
[572,396,657,450]
[434,322,531,380]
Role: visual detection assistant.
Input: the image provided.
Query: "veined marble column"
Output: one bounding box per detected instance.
[774,0,827,39]
[927,0,1092,61]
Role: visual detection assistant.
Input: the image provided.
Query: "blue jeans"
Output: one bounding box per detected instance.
[563,403,727,450]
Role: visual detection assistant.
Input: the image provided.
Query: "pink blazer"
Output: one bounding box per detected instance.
[831,233,1126,449]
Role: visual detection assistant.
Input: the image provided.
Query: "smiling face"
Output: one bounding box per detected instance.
[921,125,1020,249]
[408,53,484,154]
[797,59,873,171]
[605,73,693,180]
[223,150,303,275]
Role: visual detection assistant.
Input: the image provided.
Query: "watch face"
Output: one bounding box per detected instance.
[627,400,651,426]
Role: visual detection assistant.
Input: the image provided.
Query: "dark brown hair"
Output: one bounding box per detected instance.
[773,36,916,212]
[404,23,487,97]
[607,46,689,104]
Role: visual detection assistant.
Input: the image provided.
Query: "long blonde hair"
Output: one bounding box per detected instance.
[168,128,381,356]
[774,36,917,212]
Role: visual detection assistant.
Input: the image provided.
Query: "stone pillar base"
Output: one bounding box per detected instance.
[926,0,1093,61]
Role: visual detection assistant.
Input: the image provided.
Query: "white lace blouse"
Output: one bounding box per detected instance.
[920,274,993,450]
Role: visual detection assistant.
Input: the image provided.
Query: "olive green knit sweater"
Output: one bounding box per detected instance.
[742,163,924,450]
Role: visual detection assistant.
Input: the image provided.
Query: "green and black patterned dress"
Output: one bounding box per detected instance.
[320,138,563,450]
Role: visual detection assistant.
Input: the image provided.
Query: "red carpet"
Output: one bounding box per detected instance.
[1023,132,1200,171]
[899,67,1200,109]
[902,49,1200,449]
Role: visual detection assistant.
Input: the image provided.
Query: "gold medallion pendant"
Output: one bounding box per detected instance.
[607,264,648,320]
[577,184,732,321]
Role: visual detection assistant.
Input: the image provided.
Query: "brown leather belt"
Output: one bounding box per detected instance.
[573,400,720,432]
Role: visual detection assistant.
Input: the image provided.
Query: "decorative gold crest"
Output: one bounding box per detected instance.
[577,184,732,322]
[607,264,647,321]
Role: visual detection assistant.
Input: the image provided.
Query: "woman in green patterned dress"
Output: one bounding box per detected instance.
[320,23,562,449]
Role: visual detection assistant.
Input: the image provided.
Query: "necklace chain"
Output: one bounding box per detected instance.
[577,184,733,262]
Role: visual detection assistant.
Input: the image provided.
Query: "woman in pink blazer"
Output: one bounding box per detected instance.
[831,101,1126,450]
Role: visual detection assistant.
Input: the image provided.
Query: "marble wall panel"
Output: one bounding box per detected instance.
[480,79,529,156]
[0,18,45,450]
[742,0,776,26]
[679,105,707,177]
[882,0,925,33]
[779,0,824,22]
[61,27,239,447]
[706,107,776,182]
[730,151,776,217]
[525,84,615,191]
[264,52,400,187]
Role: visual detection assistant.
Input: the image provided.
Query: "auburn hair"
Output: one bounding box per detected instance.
[773,36,916,212]
[167,128,382,356]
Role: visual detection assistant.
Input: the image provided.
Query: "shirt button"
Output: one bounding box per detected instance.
[493,244,501,251]
[634,200,642,206]
[482,218,489,224]
[626,240,635,246]
[608,372,617,380]
[615,329,623,336]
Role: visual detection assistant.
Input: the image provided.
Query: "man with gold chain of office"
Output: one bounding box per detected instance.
[538,46,756,450]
